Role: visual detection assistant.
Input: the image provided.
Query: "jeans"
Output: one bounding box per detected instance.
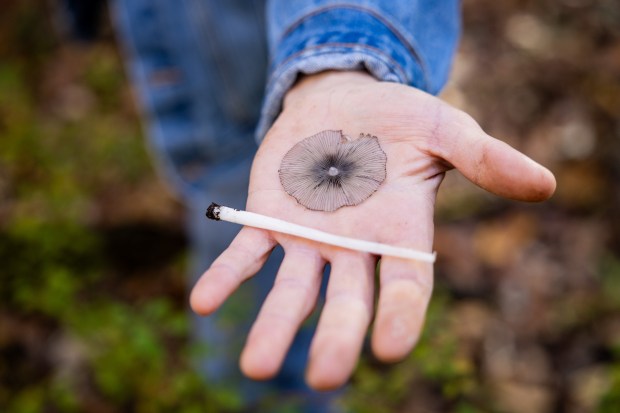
[112,1,339,410]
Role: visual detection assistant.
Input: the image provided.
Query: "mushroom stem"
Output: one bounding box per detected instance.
[206,203,436,263]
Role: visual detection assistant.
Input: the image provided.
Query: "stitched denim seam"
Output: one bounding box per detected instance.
[278,4,429,87]
[270,42,408,85]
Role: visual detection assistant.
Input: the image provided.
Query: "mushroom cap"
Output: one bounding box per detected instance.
[279,130,387,212]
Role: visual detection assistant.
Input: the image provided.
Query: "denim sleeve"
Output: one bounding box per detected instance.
[256,0,461,140]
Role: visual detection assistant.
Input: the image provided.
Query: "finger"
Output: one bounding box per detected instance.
[371,257,433,362]
[240,244,325,380]
[434,108,556,202]
[190,227,276,315]
[306,251,375,390]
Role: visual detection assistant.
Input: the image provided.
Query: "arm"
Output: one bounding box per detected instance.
[256,0,461,140]
[190,2,556,391]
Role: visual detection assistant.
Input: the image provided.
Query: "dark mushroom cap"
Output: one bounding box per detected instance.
[279,130,387,212]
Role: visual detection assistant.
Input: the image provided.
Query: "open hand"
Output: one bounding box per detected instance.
[190,71,556,390]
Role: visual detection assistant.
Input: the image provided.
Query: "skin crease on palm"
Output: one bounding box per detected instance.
[190,70,557,391]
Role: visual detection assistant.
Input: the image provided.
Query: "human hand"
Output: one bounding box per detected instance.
[190,71,556,390]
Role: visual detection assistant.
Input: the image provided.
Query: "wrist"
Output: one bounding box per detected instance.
[283,70,377,109]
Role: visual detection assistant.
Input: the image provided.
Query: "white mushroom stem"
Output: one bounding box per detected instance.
[206,203,436,263]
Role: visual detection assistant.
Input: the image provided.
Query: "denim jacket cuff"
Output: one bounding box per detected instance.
[256,7,429,141]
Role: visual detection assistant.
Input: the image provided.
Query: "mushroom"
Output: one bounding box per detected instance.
[278,130,387,212]
[206,203,436,263]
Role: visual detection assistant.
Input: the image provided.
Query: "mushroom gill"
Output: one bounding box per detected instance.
[278,130,387,212]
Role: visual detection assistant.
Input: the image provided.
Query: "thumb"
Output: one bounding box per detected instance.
[433,109,556,202]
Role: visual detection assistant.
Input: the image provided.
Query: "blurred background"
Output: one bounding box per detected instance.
[0,0,619,412]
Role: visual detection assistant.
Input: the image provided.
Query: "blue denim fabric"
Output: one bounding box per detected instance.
[112,0,268,197]
[112,1,459,411]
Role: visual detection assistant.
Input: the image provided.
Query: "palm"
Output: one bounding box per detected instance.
[191,72,555,390]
